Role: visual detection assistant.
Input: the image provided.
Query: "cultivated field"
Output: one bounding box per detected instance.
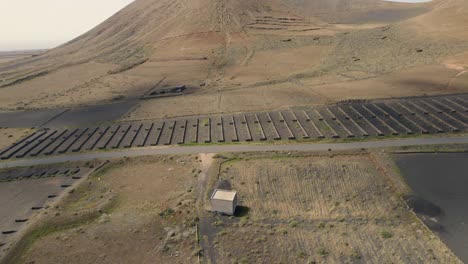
[199,154,461,263]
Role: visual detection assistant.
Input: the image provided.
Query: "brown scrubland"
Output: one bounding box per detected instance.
[1,0,467,263]
[0,0,467,118]
[5,153,461,263]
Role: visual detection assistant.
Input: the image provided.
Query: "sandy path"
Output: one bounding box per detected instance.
[196,153,215,213]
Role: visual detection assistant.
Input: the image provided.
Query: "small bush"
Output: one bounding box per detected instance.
[289,220,300,228]
[159,208,174,218]
[254,236,267,243]
[112,95,125,101]
[192,248,203,256]
[381,230,393,239]
[317,248,329,256]
[297,251,307,258]
[350,250,362,259]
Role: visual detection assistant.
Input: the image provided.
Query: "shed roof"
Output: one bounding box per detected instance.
[212,189,237,201]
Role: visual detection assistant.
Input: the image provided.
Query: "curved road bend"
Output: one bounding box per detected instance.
[1,136,468,168]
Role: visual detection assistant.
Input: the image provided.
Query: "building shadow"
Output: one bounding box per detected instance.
[234,206,250,217]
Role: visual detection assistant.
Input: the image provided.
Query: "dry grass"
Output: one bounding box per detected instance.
[13,155,201,264]
[205,154,461,263]
[224,156,398,221]
[1,0,468,114]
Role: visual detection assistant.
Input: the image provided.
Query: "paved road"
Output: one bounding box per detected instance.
[0,135,467,168]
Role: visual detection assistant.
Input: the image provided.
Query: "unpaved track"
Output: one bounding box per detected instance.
[0,135,467,168]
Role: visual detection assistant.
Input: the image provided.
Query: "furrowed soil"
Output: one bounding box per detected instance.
[199,154,461,263]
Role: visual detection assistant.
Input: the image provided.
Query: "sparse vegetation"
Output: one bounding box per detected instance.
[200,153,461,263]
[111,95,126,101]
[159,208,175,218]
[317,247,329,257]
[381,230,393,239]
[288,220,300,228]
[7,155,200,264]
[108,58,149,74]
[1,1,468,264]
[296,250,307,258]
[0,71,49,88]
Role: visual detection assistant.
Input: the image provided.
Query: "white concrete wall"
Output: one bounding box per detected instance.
[211,199,235,215]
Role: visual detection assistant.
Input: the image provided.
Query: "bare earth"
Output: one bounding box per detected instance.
[0,128,34,149]
[5,152,461,263]
[0,51,46,64]
[9,156,201,264]
[0,0,466,118]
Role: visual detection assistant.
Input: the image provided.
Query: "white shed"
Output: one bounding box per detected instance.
[210,189,238,216]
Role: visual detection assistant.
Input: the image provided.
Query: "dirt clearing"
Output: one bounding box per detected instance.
[5,155,201,264]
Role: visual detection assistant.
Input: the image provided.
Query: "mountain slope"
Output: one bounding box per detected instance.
[0,0,467,113]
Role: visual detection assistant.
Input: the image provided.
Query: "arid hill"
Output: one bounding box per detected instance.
[0,0,467,118]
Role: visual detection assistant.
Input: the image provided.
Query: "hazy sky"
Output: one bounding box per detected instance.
[0,0,431,51]
[0,0,134,51]
[385,0,431,2]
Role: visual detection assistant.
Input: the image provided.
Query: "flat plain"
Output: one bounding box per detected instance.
[3,156,200,264]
